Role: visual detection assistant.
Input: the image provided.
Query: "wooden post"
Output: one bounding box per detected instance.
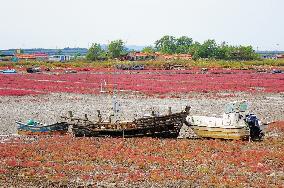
[97,110,102,123]
[168,107,172,115]
[185,106,191,113]
[68,111,73,118]
[109,114,114,123]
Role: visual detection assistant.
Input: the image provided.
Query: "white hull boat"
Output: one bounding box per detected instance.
[186,101,266,140]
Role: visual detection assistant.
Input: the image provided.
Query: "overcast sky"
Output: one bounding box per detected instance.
[1,0,283,50]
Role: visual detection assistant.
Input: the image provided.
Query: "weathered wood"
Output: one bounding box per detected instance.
[168,107,172,115]
[68,111,73,118]
[62,106,191,138]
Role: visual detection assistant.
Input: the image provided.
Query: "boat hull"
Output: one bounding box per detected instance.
[70,112,188,138]
[17,130,68,136]
[17,122,68,136]
[2,70,17,74]
[190,125,250,140]
[73,124,182,138]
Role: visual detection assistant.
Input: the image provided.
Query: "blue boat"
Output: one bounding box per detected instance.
[16,119,69,135]
[2,69,17,74]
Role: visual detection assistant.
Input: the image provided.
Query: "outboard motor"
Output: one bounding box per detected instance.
[245,114,264,140]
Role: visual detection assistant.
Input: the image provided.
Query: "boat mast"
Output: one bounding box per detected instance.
[112,63,120,122]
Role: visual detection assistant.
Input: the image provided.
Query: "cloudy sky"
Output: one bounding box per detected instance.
[0,0,283,50]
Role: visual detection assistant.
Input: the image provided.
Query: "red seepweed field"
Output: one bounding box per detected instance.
[0,121,283,187]
[0,68,283,96]
[0,68,283,187]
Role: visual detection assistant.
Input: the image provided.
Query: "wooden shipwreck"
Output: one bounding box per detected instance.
[61,106,191,138]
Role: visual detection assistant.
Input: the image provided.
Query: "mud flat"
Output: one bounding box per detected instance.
[0,92,283,135]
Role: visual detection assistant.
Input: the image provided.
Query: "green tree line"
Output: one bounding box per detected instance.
[153,36,259,60]
[86,40,127,61]
[87,36,259,61]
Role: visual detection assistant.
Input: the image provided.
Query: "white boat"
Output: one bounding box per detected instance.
[186,101,266,140]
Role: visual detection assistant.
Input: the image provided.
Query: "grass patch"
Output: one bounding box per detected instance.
[0,59,283,69]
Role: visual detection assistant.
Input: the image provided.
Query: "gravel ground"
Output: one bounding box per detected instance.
[0,92,283,135]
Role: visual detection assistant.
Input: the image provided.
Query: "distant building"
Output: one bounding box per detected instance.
[156,53,192,60]
[257,51,284,59]
[175,54,192,60]
[34,53,48,61]
[126,52,156,61]
[276,54,284,59]
[48,55,71,62]
[15,53,48,61]
[0,48,88,57]
[261,55,277,59]
[120,52,193,61]
[15,54,36,60]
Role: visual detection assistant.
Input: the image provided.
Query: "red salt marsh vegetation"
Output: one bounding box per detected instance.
[0,69,283,96]
[0,121,283,187]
